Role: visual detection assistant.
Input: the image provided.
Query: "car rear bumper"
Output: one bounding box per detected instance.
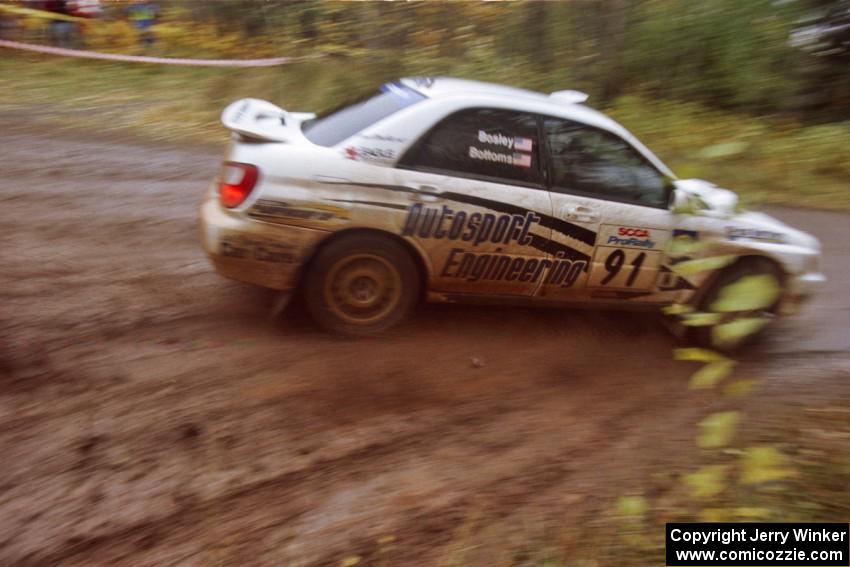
[199,196,328,291]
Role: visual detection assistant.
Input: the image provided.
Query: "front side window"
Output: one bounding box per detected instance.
[302,83,425,147]
[544,118,668,208]
[400,108,542,186]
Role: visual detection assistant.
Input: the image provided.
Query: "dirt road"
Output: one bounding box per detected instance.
[2,118,849,566]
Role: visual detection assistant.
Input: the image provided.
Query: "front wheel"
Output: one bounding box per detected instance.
[303,234,420,336]
[691,257,784,351]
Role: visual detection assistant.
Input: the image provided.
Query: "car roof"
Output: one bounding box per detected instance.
[399,76,632,139]
[398,76,674,178]
[400,77,546,101]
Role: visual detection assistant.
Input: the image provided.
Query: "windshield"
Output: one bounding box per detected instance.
[302,83,426,147]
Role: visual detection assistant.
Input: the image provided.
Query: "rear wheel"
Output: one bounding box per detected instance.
[692,257,784,351]
[303,234,420,335]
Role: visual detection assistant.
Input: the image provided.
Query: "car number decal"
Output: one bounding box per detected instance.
[588,225,670,290]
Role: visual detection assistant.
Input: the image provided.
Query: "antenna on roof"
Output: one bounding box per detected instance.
[549,90,589,104]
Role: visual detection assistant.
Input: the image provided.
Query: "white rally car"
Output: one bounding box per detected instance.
[199,77,824,339]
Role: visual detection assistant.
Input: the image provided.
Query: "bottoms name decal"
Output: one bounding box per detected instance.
[468,146,532,168]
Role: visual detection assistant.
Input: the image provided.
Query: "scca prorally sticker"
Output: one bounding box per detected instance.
[440,247,586,288]
[602,225,665,250]
[401,203,540,246]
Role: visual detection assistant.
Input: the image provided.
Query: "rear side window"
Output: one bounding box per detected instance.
[400,108,542,186]
[302,83,425,147]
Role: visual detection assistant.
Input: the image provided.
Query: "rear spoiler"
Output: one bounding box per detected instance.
[221,98,315,142]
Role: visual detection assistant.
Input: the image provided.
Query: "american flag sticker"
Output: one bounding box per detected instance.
[512,152,532,168]
[514,136,534,152]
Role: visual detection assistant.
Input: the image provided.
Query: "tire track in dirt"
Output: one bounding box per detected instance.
[23,373,688,567]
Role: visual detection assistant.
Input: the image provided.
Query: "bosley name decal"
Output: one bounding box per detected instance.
[477,130,534,151]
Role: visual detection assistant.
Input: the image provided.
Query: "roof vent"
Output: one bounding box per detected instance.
[549,90,589,104]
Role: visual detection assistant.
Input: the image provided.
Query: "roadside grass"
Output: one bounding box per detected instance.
[2,54,848,209]
[428,390,850,567]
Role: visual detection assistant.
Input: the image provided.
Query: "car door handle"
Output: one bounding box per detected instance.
[407,185,443,203]
[562,206,599,223]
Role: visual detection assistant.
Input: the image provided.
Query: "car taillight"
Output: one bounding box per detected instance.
[218,162,259,208]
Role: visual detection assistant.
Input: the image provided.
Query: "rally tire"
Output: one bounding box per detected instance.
[303,234,420,336]
[691,257,784,351]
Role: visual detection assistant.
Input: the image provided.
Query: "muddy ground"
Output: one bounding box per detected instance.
[1,117,849,566]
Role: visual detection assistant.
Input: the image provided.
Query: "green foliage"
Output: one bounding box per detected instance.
[722,379,761,397]
[680,312,724,327]
[684,465,729,499]
[673,348,729,363]
[662,303,694,316]
[698,411,741,448]
[712,317,772,349]
[16,0,841,119]
[740,447,794,485]
[622,0,800,112]
[689,360,736,390]
[672,255,737,277]
[616,495,648,519]
[668,236,710,256]
[710,275,782,312]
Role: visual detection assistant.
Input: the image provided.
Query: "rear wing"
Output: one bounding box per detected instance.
[221,98,315,142]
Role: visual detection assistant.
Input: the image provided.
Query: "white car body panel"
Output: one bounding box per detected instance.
[199,77,825,317]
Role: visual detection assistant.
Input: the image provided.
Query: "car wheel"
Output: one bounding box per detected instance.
[691,257,784,351]
[303,234,420,336]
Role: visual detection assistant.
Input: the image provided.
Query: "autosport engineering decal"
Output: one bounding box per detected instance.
[318,180,596,251]
[318,181,595,286]
[439,247,586,288]
[401,203,587,287]
[401,203,540,247]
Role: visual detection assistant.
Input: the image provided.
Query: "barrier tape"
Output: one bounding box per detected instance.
[0,4,87,23]
[0,39,301,67]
